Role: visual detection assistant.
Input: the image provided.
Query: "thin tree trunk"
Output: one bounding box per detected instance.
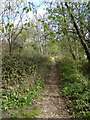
[9,44,12,56]
[65,2,90,62]
[69,46,76,60]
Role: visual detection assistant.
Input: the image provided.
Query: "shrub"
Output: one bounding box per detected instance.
[56,57,89,118]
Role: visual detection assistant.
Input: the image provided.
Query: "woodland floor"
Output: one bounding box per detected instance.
[33,57,72,118]
[2,57,73,118]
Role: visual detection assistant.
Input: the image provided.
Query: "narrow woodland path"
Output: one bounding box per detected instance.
[35,57,72,118]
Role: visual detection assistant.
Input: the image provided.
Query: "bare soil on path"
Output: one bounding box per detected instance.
[35,57,72,118]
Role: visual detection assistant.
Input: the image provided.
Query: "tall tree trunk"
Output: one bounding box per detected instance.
[61,3,76,60]
[9,44,12,56]
[65,2,90,62]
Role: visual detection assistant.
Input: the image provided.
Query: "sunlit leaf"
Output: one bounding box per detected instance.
[8,28,11,32]
[10,24,14,27]
[17,11,19,14]
[28,22,30,27]
[23,7,27,11]
[27,9,29,13]
[48,15,53,19]
[29,7,32,11]
[25,23,27,26]
[2,27,4,33]
[31,23,34,27]
[38,19,41,22]
[5,26,8,29]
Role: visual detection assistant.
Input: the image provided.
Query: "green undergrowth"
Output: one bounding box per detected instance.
[20,108,43,118]
[2,54,51,118]
[44,57,52,74]
[10,108,43,118]
[37,56,52,77]
[56,57,90,119]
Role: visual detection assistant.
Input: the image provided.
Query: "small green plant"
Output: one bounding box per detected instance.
[44,67,50,74]
[2,55,45,112]
[21,108,43,118]
[2,76,45,111]
[11,113,18,118]
[48,58,52,66]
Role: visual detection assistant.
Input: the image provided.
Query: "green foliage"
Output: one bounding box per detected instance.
[17,11,19,14]
[31,23,34,28]
[53,8,58,13]
[48,15,53,19]
[24,23,27,26]
[11,113,18,118]
[38,19,41,22]
[44,67,49,74]
[8,28,11,32]
[2,27,4,33]
[44,23,49,30]
[48,57,52,66]
[23,7,27,11]
[29,7,32,11]
[26,9,29,13]
[56,57,89,118]
[21,108,43,118]
[28,22,30,27]
[2,55,45,112]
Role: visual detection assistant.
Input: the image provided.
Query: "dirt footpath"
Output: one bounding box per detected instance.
[36,57,72,118]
